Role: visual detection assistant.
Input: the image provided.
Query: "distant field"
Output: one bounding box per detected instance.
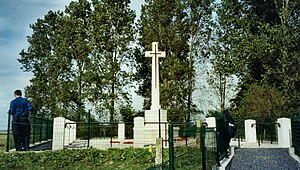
[0,134,6,151]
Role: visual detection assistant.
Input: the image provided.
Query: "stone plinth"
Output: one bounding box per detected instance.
[277,118,291,147]
[145,109,167,123]
[245,119,257,143]
[144,109,168,145]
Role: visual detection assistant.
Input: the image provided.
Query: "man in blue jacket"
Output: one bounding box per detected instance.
[9,90,33,151]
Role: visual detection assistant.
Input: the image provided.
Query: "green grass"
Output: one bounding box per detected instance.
[0,134,6,151]
[0,148,157,170]
[0,136,215,169]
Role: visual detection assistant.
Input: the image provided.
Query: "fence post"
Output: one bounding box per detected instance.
[32,114,36,144]
[52,117,66,150]
[155,138,163,165]
[169,123,174,170]
[118,122,125,146]
[201,124,207,170]
[88,110,91,149]
[278,118,291,147]
[133,117,144,148]
[245,119,257,143]
[73,121,76,144]
[46,120,49,140]
[215,117,221,166]
[6,113,11,152]
[40,117,43,143]
[237,124,241,147]
[110,125,113,148]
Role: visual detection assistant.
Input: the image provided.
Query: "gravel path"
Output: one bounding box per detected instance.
[30,141,52,151]
[230,148,300,170]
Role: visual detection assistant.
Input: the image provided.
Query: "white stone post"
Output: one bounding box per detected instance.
[69,120,76,144]
[245,119,257,143]
[73,122,77,143]
[118,122,125,144]
[277,118,291,147]
[134,117,145,147]
[64,119,71,145]
[206,117,216,128]
[155,138,163,165]
[52,117,66,150]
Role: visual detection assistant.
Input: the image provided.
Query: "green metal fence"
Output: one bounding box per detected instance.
[215,114,228,166]
[6,114,53,152]
[147,116,228,170]
[29,115,53,144]
[231,119,244,147]
[172,122,201,169]
[255,119,279,146]
[291,114,300,156]
[202,126,217,170]
[74,122,120,148]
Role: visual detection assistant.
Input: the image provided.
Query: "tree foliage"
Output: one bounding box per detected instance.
[19,0,135,121]
[213,0,300,117]
[18,0,300,122]
[234,84,285,119]
[135,0,214,122]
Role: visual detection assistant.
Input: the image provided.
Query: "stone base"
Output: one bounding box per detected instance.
[145,109,167,122]
[144,123,168,145]
[143,109,168,145]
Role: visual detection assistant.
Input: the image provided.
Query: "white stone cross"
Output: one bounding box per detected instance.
[145,42,165,110]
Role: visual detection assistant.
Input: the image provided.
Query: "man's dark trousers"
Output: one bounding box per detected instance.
[12,117,31,151]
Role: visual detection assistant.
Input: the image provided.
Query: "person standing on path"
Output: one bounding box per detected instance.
[9,90,33,151]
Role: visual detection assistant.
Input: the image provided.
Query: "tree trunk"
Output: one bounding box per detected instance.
[110,51,116,122]
[220,73,226,113]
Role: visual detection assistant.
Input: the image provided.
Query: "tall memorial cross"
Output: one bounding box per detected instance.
[145,42,165,110]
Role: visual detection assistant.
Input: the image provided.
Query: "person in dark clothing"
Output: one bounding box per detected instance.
[224,109,237,146]
[9,90,33,151]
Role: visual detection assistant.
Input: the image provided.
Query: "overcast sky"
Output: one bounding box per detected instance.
[0,0,144,130]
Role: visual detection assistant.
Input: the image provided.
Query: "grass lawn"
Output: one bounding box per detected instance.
[0,137,213,169]
[0,148,157,170]
[0,133,6,151]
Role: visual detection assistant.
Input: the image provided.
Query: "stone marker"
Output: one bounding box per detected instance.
[144,42,168,144]
[277,118,291,147]
[155,138,163,165]
[245,119,257,143]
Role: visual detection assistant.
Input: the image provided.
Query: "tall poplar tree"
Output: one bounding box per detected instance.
[86,0,135,122]
[19,11,72,118]
[209,0,243,112]
[19,0,136,121]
